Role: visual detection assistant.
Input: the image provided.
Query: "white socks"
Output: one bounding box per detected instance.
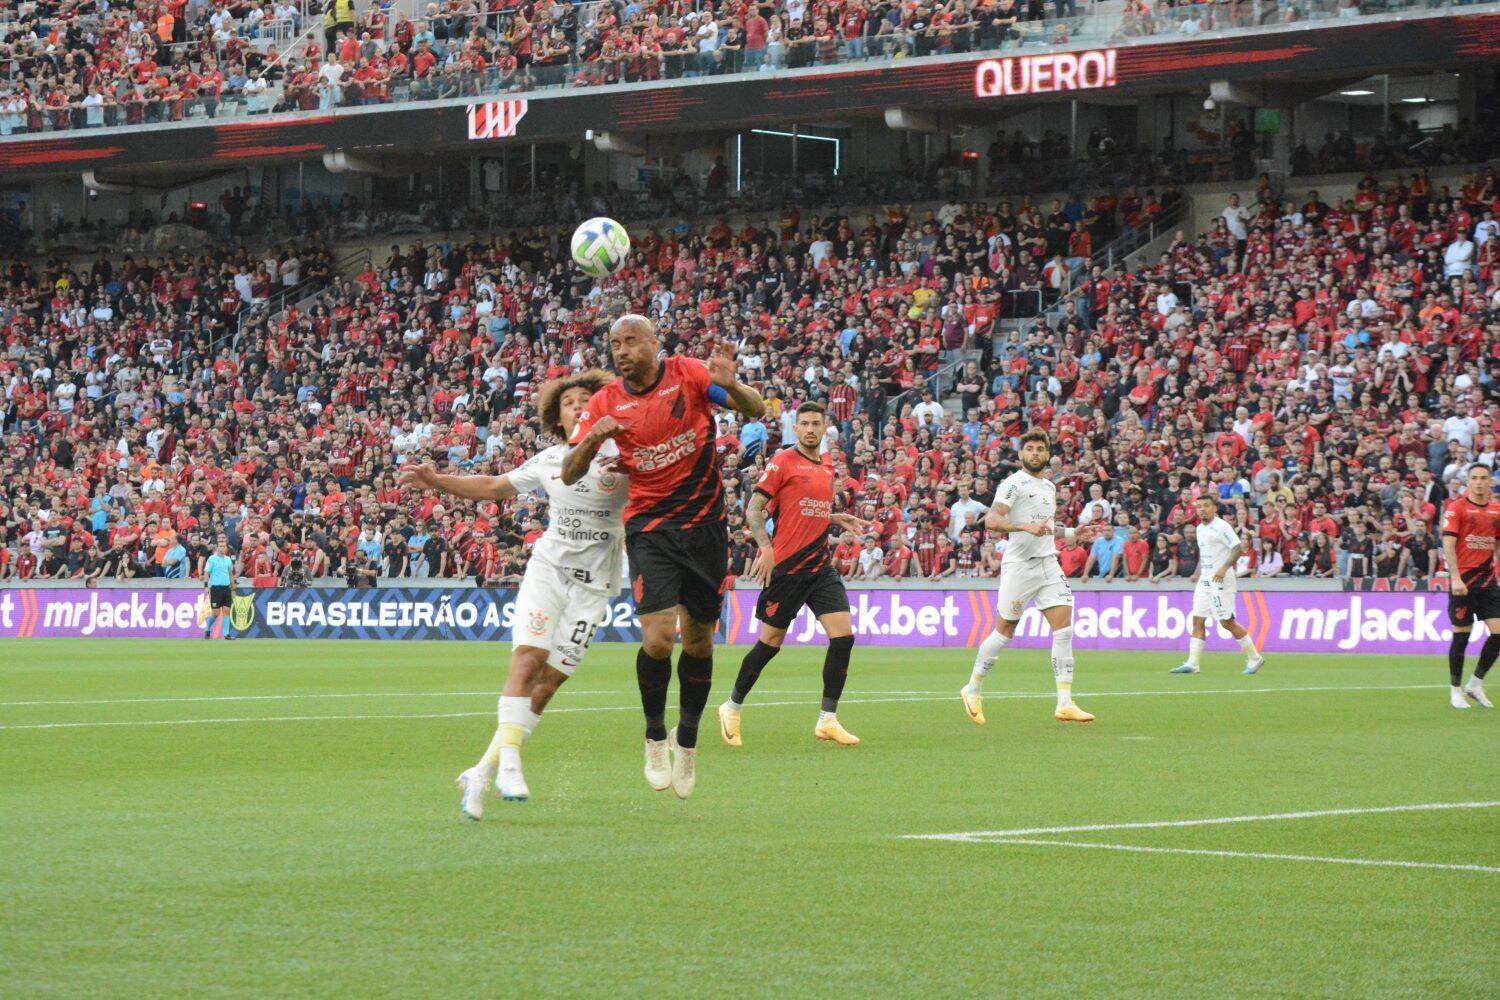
[968,630,1013,691]
[1187,637,1205,666]
[1238,635,1256,655]
[818,710,836,723]
[481,695,541,771]
[1051,626,1075,709]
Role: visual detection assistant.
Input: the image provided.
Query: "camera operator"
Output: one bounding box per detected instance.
[346,550,379,589]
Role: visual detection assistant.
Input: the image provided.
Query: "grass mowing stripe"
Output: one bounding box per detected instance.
[0,682,1448,731]
[905,800,1500,841]
[971,838,1500,874]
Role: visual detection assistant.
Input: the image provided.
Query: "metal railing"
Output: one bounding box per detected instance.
[1,0,1488,136]
[1010,193,1193,342]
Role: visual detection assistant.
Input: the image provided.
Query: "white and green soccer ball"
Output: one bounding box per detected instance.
[570,217,631,278]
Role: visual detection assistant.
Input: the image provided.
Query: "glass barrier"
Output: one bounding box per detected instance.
[0,0,1489,138]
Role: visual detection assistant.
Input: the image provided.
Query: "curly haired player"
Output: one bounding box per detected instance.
[399,370,626,819]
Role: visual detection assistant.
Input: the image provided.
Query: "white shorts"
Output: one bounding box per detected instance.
[511,562,611,676]
[1192,574,1238,622]
[996,557,1073,622]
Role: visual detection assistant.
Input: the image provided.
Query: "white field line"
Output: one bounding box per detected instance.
[0,681,1443,713]
[978,838,1500,874]
[0,683,1446,732]
[904,801,1500,842]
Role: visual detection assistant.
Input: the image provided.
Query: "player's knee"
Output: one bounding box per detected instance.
[680,621,714,657]
[1051,625,1073,652]
[532,674,563,703]
[510,648,548,683]
[641,634,674,660]
[828,634,855,653]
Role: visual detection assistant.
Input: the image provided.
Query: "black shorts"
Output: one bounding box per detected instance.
[756,565,850,629]
[627,521,729,623]
[209,585,233,610]
[1449,586,1500,628]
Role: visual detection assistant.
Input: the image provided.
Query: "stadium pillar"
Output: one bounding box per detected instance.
[530,144,537,194]
[1069,100,1078,160]
[792,125,799,179]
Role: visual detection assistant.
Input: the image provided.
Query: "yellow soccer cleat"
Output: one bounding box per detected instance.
[960,686,986,725]
[717,702,743,747]
[814,715,860,746]
[1054,703,1095,723]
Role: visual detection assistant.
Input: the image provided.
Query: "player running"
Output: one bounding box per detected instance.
[960,428,1096,724]
[398,370,626,820]
[563,314,765,798]
[1441,463,1500,709]
[1170,495,1265,676]
[717,401,874,747]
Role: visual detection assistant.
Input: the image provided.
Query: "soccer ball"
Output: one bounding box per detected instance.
[570,217,631,278]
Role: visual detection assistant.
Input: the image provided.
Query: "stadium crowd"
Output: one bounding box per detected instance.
[1,162,1497,588]
[1,0,1459,131]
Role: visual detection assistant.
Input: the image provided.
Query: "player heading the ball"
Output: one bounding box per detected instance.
[563,314,765,798]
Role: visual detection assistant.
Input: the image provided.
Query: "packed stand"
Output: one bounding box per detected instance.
[0,0,309,134]
[1,164,1497,587]
[3,0,1481,133]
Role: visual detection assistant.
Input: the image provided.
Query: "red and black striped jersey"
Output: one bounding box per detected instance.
[1441,493,1500,588]
[754,446,834,576]
[570,356,723,534]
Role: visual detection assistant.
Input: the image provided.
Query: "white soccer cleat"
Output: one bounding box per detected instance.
[644,737,671,791]
[456,766,492,821]
[667,727,696,799]
[1463,680,1493,709]
[1169,661,1199,674]
[496,767,529,802]
[1451,688,1471,710]
[1244,652,1264,676]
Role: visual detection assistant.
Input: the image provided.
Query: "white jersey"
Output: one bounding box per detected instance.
[1194,517,1241,578]
[506,444,628,591]
[993,470,1058,564]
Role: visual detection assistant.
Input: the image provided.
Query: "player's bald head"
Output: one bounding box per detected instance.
[611,313,657,341]
[607,313,661,385]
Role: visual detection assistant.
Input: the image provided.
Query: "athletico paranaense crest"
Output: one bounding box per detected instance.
[467,100,528,140]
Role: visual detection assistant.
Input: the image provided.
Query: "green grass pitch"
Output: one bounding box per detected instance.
[2,639,1496,997]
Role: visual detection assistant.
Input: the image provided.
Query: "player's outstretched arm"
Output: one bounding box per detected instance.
[560,414,620,486]
[397,462,520,502]
[707,340,766,419]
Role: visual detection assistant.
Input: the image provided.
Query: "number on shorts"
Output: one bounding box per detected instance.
[570,620,598,647]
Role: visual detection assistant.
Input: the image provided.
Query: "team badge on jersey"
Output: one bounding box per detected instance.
[527,609,550,635]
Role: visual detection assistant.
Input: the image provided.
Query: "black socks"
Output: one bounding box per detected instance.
[636,649,671,741]
[1449,630,1470,687]
[675,653,713,748]
[1476,634,1500,681]
[731,641,781,705]
[822,635,855,713]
